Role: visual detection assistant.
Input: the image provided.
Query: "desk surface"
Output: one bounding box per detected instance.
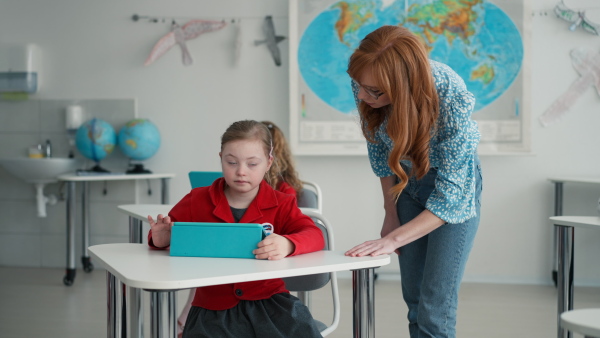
[89,243,390,290]
[58,172,175,181]
[548,177,600,184]
[119,204,174,220]
[561,308,600,337]
[550,216,600,230]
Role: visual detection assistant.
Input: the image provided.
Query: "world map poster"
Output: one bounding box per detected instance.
[289,0,531,155]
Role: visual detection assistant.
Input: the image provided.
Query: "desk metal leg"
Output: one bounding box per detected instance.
[128,216,144,338]
[107,272,124,338]
[128,286,143,338]
[150,290,177,338]
[352,268,376,338]
[160,178,170,204]
[82,181,94,273]
[129,216,143,244]
[64,181,77,286]
[556,224,574,338]
[553,182,564,286]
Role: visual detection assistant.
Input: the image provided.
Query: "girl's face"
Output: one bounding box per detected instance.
[219,139,272,198]
[356,70,391,109]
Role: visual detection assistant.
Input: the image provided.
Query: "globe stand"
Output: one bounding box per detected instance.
[88,164,111,172]
[126,163,152,174]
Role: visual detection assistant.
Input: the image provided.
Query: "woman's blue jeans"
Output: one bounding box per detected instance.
[397,162,482,338]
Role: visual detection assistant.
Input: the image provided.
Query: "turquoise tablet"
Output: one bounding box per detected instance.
[170,222,266,259]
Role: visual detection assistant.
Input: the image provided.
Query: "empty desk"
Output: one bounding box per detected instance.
[548,177,600,285]
[561,308,600,338]
[550,216,600,338]
[58,173,175,286]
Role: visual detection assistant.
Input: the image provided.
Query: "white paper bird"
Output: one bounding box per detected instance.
[539,47,600,126]
[554,1,600,35]
[144,19,227,66]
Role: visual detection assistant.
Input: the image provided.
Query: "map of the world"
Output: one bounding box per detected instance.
[298,0,524,114]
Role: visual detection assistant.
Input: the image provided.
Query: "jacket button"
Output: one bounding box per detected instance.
[235,289,243,296]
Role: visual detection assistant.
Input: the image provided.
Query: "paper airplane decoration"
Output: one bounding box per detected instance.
[539,47,600,126]
[254,16,286,66]
[144,19,227,66]
[554,1,600,35]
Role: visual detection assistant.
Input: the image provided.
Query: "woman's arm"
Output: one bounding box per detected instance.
[380,175,400,238]
[346,176,446,257]
[426,62,480,224]
[345,209,444,257]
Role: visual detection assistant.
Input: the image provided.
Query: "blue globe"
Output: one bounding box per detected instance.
[75,118,117,162]
[117,119,161,161]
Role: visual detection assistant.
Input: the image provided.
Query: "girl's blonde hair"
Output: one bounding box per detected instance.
[347,25,439,199]
[261,121,303,197]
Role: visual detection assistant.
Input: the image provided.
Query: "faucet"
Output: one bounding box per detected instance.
[44,139,52,158]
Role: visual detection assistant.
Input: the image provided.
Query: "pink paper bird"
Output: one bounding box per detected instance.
[144,19,227,66]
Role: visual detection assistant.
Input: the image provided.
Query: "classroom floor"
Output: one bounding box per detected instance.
[0,266,598,338]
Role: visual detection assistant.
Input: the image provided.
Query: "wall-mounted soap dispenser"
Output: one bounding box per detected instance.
[0,44,40,94]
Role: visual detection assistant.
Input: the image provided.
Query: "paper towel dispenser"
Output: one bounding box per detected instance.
[0,44,40,93]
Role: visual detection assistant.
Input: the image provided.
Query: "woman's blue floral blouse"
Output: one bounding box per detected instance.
[354,60,480,224]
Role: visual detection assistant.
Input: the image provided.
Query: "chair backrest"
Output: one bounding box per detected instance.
[188,171,223,188]
[297,180,322,213]
[282,214,330,290]
[283,208,339,336]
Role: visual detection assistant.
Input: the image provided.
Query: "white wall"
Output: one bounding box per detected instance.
[1,0,599,285]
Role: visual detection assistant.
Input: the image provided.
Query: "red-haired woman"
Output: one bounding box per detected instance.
[345,25,482,338]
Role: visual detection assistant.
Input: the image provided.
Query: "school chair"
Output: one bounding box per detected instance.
[188,171,223,188]
[298,180,323,213]
[284,208,340,336]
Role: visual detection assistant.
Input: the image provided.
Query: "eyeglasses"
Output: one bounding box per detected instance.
[352,80,385,100]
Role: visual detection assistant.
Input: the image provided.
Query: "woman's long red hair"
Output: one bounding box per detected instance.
[348,25,439,199]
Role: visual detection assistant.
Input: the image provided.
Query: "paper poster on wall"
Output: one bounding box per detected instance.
[289,0,531,155]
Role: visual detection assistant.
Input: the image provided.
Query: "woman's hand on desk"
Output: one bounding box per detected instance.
[345,237,400,257]
[253,234,294,260]
[148,214,173,248]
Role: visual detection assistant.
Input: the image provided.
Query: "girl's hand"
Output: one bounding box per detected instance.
[345,237,399,257]
[148,214,173,248]
[253,234,294,260]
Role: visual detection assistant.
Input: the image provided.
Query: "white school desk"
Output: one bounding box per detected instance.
[89,243,390,338]
[550,216,600,338]
[57,173,175,286]
[561,308,600,338]
[117,204,323,337]
[117,204,173,338]
[548,177,600,286]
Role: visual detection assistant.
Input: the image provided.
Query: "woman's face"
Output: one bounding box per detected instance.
[356,70,391,108]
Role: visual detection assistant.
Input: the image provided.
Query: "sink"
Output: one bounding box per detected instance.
[0,157,83,217]
[0,157,83,184]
